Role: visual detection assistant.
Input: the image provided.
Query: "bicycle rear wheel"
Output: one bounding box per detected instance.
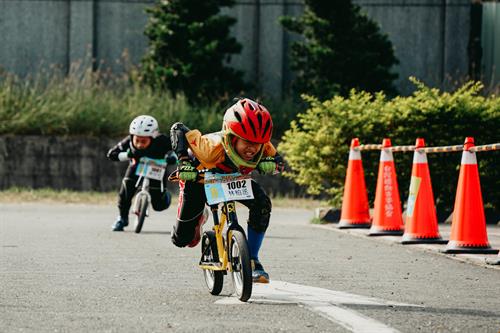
[201,231,223,295]
[134,195,148,233]
[229,230,252,302]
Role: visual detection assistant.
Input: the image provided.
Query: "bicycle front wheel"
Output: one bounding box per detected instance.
[201,231,223,295]
[229,230,252,302]
[134,195,148,233]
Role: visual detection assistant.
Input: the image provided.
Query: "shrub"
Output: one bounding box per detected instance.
[280,0,398,100]
[141,0,246,104]
[278,78,500,214]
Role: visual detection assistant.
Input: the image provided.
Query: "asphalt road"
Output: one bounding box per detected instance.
[1,203,499,333]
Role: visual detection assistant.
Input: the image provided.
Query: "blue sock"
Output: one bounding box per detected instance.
[165,191,171,208]
[247,226,265,261]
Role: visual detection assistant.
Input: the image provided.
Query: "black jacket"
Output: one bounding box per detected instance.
[107,134,172,163]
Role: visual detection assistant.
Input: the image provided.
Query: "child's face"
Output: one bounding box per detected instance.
[234,138,262,161]
[132,135,152,150]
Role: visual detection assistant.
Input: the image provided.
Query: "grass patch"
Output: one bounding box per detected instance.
[309,216,338,225]
[0,187,117,204]
[0,187,324,209]
[0,69,302,138]
[310,217,324,224]
[0,70,222,136]
[268,195,329,209]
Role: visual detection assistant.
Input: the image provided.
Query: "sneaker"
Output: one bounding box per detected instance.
[251,259,270,283]
[112,216,128,231]
[187,207,209,248]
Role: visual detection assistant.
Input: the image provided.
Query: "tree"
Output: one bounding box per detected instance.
[141,0,246,104]
[280,0,399,100]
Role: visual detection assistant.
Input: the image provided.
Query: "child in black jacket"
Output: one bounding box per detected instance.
[107,115,174,231]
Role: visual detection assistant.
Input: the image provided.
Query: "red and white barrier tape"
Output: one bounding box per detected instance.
[356,143,500,153]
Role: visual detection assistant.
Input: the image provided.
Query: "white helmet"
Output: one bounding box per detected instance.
[129,115,159,137]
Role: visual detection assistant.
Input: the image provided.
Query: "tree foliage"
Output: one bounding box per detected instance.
[278,79,500,215]
[141,0,246,104]
[280,0,399,100]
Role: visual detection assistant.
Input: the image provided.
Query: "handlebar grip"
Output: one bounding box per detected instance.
[117,152,130,162]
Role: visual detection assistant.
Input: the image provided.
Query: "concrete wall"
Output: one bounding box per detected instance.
[358,0,471,94]
[0,0,150,76]
[0,0,472,96]
[94,1,150,72]
[482,2,500,86]
[0,136,128,191]
[0,136,303,196]
[0,1,70,75]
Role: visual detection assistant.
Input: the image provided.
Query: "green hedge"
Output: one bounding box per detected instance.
[278,78,500,214]
[0,71,300,138]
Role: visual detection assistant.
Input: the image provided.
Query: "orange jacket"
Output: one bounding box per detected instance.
[185,130,277,171]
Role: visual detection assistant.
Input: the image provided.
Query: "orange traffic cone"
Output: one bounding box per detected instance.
[339,138,371,229]
[402,138,447,244]
[443,137,498,254]
[369,138,404,236]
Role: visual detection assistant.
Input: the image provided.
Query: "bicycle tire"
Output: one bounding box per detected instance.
[201,231,223,295]
[229,230,252,302]
[134,195,148,234]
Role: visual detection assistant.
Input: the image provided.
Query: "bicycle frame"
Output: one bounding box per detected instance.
[133,176,152,215]
[199,201,243,273]
[132,156,167,215]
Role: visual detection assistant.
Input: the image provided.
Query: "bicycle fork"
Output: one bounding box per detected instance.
[199,202,237,272]
[133,177,151,215]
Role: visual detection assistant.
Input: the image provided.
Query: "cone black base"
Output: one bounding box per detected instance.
[368,228,403,236]
[338,220,371,229]
[441,245,499,254]
[401,236,448,245]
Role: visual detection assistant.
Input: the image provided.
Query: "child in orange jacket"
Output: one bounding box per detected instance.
[170,98,283,283]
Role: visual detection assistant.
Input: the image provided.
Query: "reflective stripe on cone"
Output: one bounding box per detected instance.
[402,138,447,244]
[369,138,404,236]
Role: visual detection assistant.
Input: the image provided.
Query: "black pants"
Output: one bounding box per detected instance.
[171,179,272,247]
[118,165,170,218]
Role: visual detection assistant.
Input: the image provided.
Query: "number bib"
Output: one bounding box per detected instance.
[135,157,166,180]
[204,172,254,205]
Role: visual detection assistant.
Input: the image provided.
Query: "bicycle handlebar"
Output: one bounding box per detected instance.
[167,168,252,183]
[117,152,130,162]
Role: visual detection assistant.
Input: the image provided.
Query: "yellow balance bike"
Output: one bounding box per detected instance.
[200,171,253,302]
[169,170,254,302]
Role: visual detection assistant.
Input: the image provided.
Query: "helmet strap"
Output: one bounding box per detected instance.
[223,134,263,169]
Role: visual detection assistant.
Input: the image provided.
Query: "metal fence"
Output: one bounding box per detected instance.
[0,0,473,97]
[482,1,500,88]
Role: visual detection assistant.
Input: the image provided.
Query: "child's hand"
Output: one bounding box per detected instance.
[258,157,277,175]
[178,160,198,181]
[258,155,285,175]
[274,155,285,173]
[166,154,178,165]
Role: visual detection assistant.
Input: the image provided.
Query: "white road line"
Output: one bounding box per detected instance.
[305,302,400,333]
[216,280,423,333]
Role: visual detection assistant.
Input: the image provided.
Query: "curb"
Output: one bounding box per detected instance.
[312,223,500,271]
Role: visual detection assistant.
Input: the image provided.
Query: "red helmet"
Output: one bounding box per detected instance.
[222,98,273,144]
[222,98,273,169]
